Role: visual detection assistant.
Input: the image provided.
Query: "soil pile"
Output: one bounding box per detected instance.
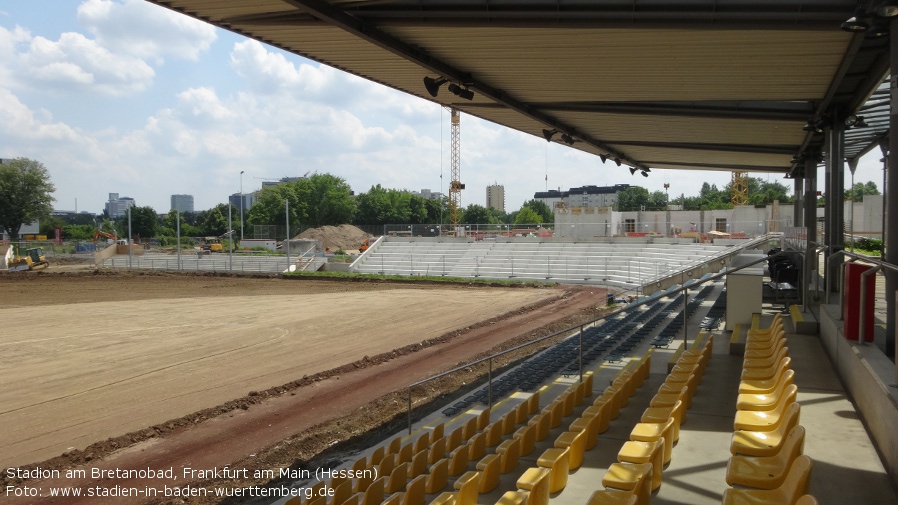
[297,224,371,251]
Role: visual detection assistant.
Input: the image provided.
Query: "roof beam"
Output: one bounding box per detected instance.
[525,100,815,122]
[281,0,649,170]
[646,161,788,172]
[606,141,797,155]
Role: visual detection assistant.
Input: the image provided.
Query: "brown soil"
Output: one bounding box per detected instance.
[296,224,370,251]
[0,271,606,504]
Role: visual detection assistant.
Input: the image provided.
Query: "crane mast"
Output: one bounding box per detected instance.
[731,171,749,206]
[449,108,464,231]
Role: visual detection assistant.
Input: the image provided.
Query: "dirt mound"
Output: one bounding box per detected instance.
[297,224,370,251]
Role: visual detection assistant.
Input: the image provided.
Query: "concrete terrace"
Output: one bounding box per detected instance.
[351,238,735,289]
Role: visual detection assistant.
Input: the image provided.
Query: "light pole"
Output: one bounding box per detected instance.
[239,171,244,243]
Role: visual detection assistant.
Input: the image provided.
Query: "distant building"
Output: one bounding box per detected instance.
[486,184,505,212]
[170,194,194,213]
[261,176,306,188]
[105,193,135,218]
[534,184,630,211]
[413,189,444,200]
[229,192,257,212]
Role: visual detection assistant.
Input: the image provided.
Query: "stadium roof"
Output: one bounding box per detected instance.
[146,0,891,179]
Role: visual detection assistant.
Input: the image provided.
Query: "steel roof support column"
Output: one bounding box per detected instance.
[803,157,818,310]
[825,117,845,292]
[793,176,804,228]
[887,20,898,360]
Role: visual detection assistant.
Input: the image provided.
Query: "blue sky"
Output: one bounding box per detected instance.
[0,1,886,215]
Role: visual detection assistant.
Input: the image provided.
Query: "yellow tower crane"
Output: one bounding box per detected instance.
[448,107,465,231]
[731,171,749,206]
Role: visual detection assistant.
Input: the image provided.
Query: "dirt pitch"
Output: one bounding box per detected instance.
[0,270,605,504]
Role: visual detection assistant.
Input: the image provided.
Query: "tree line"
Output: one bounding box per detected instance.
[0,158,884,240]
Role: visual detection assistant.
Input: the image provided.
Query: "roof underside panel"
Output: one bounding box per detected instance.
[147,0,890,177]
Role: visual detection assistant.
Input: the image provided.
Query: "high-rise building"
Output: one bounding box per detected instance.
[229,192,257,212]
[170,194,194,213]
[486,184,505,212]
[105,193,135,218]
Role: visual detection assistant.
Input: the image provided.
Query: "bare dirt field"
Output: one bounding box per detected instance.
[0,270,605,504]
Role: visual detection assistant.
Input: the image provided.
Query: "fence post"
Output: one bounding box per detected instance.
[488,357,493,411]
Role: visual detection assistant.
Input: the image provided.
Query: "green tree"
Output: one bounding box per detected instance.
[514,206,541,225]
[196,204,231,236]
[299,173,355,228]
[463,204,492,224]
[0,158,56,239]
[846,181,880,201]
[247,184,297,229]
[648,191,668,210]
[423,197,447,224]
[616,186,650,211]
[61,224,96,240]
[123,206,159,240]
[520,199,553,223]
[744,177,792,205]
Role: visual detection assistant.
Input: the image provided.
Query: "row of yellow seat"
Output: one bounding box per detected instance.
[293,345,661,505]
[494,352,655,505]
[723,313,818,505]
[588,332,714,505]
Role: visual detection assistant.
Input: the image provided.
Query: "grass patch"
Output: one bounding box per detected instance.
[284,270,554,286]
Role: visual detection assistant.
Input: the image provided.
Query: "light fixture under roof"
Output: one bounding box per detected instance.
[542,129,558,142]
[875,0,898,18]
[629,166,637,175]
[615,158,622,167]
[600,154,608,163]
[841,9,870,32]
[560,133,575,145]
[641,170,649,178]
[423,76,448,97]
[447,83,474,100]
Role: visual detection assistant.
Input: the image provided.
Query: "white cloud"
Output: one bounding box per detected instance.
[77,0,216,62]
[2,27,154,96]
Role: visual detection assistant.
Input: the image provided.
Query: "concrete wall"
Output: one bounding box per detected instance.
[844,195,883,237]
[555,205,792,238]
[818,303,898,483]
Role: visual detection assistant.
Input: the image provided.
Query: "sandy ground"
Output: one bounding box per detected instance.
[0,271,605,505]
[0,273,553,468]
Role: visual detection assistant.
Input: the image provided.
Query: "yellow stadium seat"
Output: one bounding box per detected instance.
[727,425,806,489]
[554,429,586,470]
[731,402,801,457]
[617,439,664,491]
[452,471,480,505]
[475,453,501,493]
[721,455,812,505]
[602,462,653,505]
[537,447,570,493]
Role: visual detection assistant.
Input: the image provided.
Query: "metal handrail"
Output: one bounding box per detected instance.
[822,249,898,346]
[405,248,788,434]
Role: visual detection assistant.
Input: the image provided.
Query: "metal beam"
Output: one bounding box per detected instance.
[605,140,797,155]
[640,161,788,172]
[525,100,815,122]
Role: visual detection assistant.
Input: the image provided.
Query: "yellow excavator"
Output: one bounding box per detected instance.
[9,246,49,272]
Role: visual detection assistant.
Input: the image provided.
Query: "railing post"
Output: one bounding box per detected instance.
[488,357,493,411]
[407,386,412,435]
[579,326,584,383]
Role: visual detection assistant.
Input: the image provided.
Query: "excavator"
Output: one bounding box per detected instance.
[93,230,120,244]
[8,246,49,272]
